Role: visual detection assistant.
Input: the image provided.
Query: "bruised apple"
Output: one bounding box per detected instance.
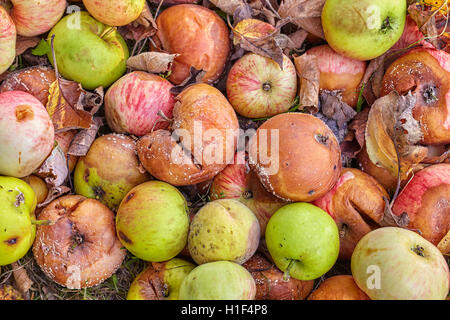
[249,113,341,202]
[243,252,314,300]
[0,91,54,178]
[137,84,239,186]
[188,199,260,265]
[308,275,369,300]
[105,72,175,136]
[33,195,126,289]
[313,168,388,260]
[380,48,450,145]
[302,45,367,108]
[155,4,230,85]
[74,134,150,211]
[0,6,16,75]
[83,0,145,26]
[127,258,195,300]
[226,53,297,118]
[392,164,449,246]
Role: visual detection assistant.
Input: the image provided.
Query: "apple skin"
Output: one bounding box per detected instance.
[351,227,450,300]
[127,258,196,300]
[392,164,449,246]
[116,181,189,262]
[0,176,37,266]
[105,72,175,136]
[22,175,48,205]
[322,0,406,60]
[178,261,256,300]
[47,11,129,90]
[308,275,370,300]
[265,202,340,281]
[226,53,298,118]
[74,134,150,211]
[82,0,145,26]
[188,199,260,265]
[10,0,66,37]
[0,91,55,178]
[0,6,16,75]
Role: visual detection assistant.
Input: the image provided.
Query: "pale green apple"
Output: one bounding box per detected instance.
[178,261,256,300]
[0,176,37,266]
[47,11,129,90]
[351,227,449,300]
[322,0,406,60]
[116,181,189,262]
[188,199,260,265]
[74,134,150,211]
[127,258,196,300]
[265,202,339,280]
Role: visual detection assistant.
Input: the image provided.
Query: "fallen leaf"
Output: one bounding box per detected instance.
[320,91,357,129]
[170,67,207,95]
[437,230,450,255]
[127,52,179,74]
[0,285,23,300]
[37,186,71,209]
[35,144,69,188]
[209,0,248,16]
[293,53,320,113]
[68,117,104,157]
[380,196,410,228]
[421,149,450,164]
[340,108,370,158]
[15,36,40,56]
[135,1,157,29]
[11,262,33,299]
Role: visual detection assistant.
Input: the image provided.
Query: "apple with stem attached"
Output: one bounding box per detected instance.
[10,0,66,37]
[351,227,449,300]
[265,202,340,281]
[47,11,129,90]
[0,6,16,75]
[83,0,145,26]
[0,176,37,266]
[0,91,55,178]
[322,0,407,60]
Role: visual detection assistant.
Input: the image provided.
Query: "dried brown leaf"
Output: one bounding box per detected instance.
[37,185,71,209]
[320,91,357,129]
[11,262,33,298]
[437,230,450,255]
[15,36,40,56]
[35,144,68,188]
[68,117,104,157]
[127,52,179,74]
[294,53,320,113]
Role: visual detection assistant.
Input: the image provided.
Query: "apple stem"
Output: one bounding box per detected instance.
[283,259,295,282]
[32,220,53,226]
[100,27,117,40]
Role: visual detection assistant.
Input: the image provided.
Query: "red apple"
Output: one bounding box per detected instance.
[0,6,16,75]
[10,0,67,37]
[0,91,54,178]
[308,275,370,300]
[226,53,297,118]
[82,0,145,26]
[104,71,175,136]
[392,164,449,246]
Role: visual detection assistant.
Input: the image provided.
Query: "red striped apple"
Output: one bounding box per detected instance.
[0,6,16,75]
[0,91,54,178]
[10,0,66,37]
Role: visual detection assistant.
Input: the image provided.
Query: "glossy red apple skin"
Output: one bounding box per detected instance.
[226,53,297,118]
[104,71,175,136]
[0,91,55,178]
[304,44,366,108]
[308,275,370,300]
[10,0,66,37]
[392,164,450,245]
[0,6,16,75]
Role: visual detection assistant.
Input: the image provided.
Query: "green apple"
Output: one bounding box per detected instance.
[178,261,256,300]
[47,11,129,90]
[265,202,339,280]
[0,176,37,266]
[188,199,260,265]
[127,258,196,300]
[322,0,406,60]
[74,134,150,211]
[116,180,189,262]
[351,227,449,300]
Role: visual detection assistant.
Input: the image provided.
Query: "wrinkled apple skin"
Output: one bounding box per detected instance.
[322,0,406,60]
[83,0,145,26]
[265,202,339,281]
[10,0,66,37]
[308,275,369,300]
[179,261,256,300]
[47,12,129,90]
[74,134,150,211]
[392,164,450,245]
[351,227,449,300]
[188,199,260,265]
[0,91,55,178]
[227,53,298,118]
[0,176,37,266]
[0,6,16,75]
[127,258,195,300]
[105,72,175,136]
[116,181,189,262]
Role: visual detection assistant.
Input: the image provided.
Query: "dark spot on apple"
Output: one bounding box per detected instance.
[315,134,329,146]
[333,165,337,170]
[125,192,135,203]
[308,190,315,195]
[279,243,283,248]
[411,245,426,257]
[380,17,392,33]
[4,237,18,245]
[83,168,90,183]
[15,105,34,122]
[422,85,438,104]
[242,190,252,199]
[118,231,132,244]
[15,193,24,207]
[93,186,105,200]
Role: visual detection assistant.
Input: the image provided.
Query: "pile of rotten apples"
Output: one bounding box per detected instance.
[0,0,449,300]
